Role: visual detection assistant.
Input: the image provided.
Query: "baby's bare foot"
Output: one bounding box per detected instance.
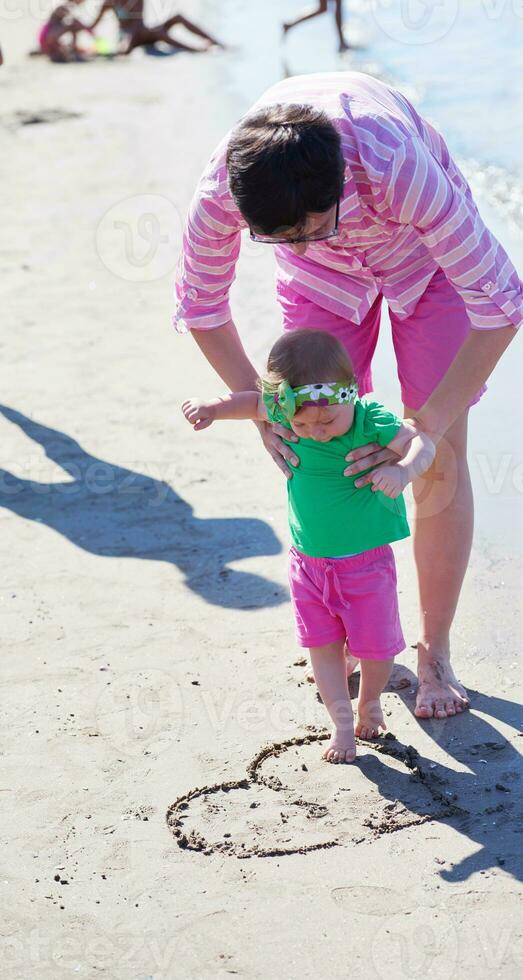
[355,698,386,740]
[306,649,359,684]
[322,727,357,764]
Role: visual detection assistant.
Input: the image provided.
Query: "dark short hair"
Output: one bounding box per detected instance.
[226,104,345,235]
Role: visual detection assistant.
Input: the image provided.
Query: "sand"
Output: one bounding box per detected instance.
[1,9,523,979]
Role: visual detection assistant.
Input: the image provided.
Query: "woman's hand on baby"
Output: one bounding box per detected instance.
[256,421,300,479]
[344,444,398,484]
[182,398,215,431]
[370,464,407,498]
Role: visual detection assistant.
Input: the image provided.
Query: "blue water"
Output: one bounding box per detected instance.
[200,0,523,227]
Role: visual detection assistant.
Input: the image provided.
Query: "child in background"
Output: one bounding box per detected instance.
[39,1,92,62]
[182,330,435,763]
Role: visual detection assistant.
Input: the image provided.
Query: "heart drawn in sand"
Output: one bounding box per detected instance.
[166,731,466,859]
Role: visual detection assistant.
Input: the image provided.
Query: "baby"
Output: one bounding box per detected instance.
[182,329,435,762]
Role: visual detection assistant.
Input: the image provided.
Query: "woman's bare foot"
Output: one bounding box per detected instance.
[305,648,359,683]
[415,645,470,719]
[322,726,357,764]
[355,698,386,739]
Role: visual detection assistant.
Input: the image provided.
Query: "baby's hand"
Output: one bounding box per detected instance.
[370,464,407,499]
[182,398,216,431]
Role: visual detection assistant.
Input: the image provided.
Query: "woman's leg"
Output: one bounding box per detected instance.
[126,26,205,53]
[390,268,480,719]
[161,13,223,46]
[154,31,206,52]
[309,640,357,763]
[404,406,472,719]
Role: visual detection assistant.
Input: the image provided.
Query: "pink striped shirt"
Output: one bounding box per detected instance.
[173,72,522,334]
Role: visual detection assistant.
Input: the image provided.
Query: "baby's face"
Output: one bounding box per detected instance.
[290,403,353,441]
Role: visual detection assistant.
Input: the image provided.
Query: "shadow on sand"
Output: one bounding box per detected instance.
[0,405,285,610]
[347,666,523,882]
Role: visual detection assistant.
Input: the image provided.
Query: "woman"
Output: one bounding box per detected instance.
[174,72,522,721]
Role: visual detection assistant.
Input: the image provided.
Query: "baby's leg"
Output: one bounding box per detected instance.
[305,640,358,683]
[355,658,394,739]
[309,640,356,763]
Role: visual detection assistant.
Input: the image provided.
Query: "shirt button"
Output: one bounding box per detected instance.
[187,288,198,300]
[483,281,494,292]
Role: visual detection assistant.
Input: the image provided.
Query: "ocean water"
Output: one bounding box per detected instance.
[201,0,523,230]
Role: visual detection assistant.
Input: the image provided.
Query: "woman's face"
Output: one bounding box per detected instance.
[290,402,353,441]
[250,204,339,256]
[285,206,339,256]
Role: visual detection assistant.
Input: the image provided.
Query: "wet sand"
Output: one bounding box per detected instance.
[2,9,523,980]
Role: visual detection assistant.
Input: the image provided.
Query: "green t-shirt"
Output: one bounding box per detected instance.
[266,397,410,557]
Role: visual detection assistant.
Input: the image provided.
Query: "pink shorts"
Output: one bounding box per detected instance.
[277,267,486,411]
[38,23,51,52]
[288,545,405,660]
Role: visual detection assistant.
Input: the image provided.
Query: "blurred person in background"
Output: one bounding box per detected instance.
[38,1,93,62]
[283,0,349,52]
[88,0,224,54]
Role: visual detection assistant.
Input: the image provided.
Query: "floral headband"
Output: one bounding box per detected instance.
[263,379,358,423]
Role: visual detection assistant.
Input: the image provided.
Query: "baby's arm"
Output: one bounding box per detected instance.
[182,391,267,431]
[370,421,435,498]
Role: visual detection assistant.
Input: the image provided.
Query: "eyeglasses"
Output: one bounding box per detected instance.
[249,200,340,245]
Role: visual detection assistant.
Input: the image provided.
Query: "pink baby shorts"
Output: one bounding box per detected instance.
[288,544,405,660]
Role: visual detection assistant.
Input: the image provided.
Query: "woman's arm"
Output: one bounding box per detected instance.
[191,320,259,392]
[175,148,299,474]
[344,323,518,484]
[375,137,522,336]
[414,324,516,441]
[371,136,521,438]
